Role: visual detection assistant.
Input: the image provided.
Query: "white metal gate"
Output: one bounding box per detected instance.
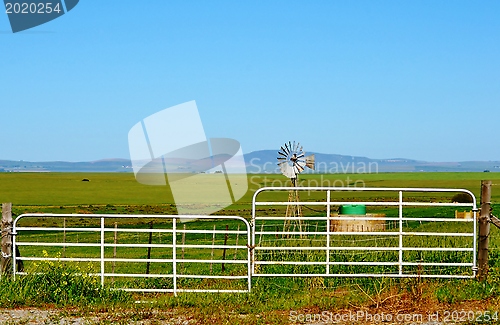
[11,187,479,295]
[252,187,477,279]
[13,214,251,295]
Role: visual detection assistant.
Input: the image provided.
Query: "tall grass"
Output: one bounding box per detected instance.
[0,256,131,307]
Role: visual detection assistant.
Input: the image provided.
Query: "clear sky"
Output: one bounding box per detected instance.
[1,1,499,162]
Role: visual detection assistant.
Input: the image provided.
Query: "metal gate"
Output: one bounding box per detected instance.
[11,187,479,295]
[252,187,477,279]
[13,214,251,295]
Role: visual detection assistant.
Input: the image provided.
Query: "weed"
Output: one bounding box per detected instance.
[0,254,131,308]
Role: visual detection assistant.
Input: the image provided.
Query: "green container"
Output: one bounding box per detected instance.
[340,205,366,215]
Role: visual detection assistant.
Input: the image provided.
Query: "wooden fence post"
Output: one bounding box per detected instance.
[233,225,240,260]
[1,203,13,275]
[210,225,216,274]
[478,180,492,281]
[222,224,228,272]
[146,221,153,275]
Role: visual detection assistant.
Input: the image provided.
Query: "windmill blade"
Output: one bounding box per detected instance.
[294,162,305,174]
[278,161,293,178]
[288,141,292,154]
[293,141,297,153]
[277,156,286,161]
[305,154,315,170]
[296,152,305,159]
[278,150,287,158]
[296,159,306,169]
[278,161,296,178]
[297,146,304,158]
[284,143,290,155]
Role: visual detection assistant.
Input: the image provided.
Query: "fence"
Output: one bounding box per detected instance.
[252,187,478,279]
[12,214,251,296]
[6,186,481,294]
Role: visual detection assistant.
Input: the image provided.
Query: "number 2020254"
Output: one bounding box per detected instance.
[5,2,62,14]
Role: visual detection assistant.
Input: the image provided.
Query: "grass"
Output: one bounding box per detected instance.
[1,172,500,323]
[0,259,130,307]
[1,172,500,206]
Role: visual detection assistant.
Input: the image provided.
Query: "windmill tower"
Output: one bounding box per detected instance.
[277,141,315,235]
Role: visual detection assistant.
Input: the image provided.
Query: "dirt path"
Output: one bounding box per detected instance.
[0,308,193,325]
[0,299,498,325]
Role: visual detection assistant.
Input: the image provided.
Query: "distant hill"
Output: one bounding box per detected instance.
[0,151,499,173]
[0,159,131,172]
[244,150,500,173]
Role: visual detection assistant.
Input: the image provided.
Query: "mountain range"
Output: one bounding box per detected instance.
[1,151,499,173]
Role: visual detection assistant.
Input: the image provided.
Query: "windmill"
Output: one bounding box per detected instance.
[277,141,315,235]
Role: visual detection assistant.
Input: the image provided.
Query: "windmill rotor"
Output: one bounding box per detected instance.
[277,141,315,179]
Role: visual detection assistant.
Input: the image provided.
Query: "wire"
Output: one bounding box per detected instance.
[302,205,329,213]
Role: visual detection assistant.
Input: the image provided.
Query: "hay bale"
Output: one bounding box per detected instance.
[455,210,473,219]
[330,213,386,232]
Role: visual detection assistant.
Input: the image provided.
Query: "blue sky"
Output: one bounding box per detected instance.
[1,1,499,162]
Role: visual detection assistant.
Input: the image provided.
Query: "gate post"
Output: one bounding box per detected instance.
[478,180,492,281]
[1,203,13,275]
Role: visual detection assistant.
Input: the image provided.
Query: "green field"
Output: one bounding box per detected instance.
[1,171,499,207]
[1,172,500,324]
